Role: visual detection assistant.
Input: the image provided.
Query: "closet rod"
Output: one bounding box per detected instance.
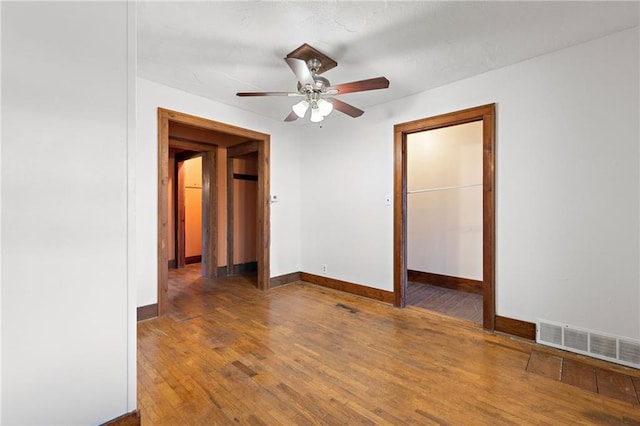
[407,183,482,195]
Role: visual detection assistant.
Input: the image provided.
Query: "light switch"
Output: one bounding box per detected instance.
[270,194,279,203]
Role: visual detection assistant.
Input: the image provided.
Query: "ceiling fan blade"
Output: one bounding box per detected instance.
[284,111,299,122]
[332,98,364,118]
[329,77,389,95]
[285,57,315,86]
[236,92,301,97]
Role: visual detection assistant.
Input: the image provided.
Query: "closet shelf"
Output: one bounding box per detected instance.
[407,183,482,194]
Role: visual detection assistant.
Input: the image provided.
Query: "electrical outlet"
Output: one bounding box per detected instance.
[321,264,327,274]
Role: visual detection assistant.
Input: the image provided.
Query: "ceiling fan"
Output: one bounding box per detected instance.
[236,43,390,123]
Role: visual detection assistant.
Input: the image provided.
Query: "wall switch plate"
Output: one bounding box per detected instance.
[385,195,392,206]
[270,194,278,203]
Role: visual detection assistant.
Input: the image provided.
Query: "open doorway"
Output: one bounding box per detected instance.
[394,104,496,330]
[227,150,259,277]
[169,151,204,269]
[405,121,483,324]
[157,108,271,317]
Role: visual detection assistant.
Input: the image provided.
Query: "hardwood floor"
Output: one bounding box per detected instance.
[407,281,483,324]
[137,266,640,425]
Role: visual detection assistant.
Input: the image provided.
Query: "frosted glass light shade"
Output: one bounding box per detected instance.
[292,100,309,118]
[317,98,333,116]
[310,106,324,122]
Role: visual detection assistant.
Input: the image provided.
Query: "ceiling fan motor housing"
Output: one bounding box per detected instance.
[297,59,331,95]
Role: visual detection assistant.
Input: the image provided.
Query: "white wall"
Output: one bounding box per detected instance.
[407,121,483,280]
[1,2,135,424]
[301,27,639,339]
[136,78,301,306]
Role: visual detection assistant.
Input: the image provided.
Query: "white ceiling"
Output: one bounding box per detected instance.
[137,1,639,123]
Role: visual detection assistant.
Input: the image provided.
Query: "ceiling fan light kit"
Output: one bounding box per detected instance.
[292,93,334,121]
[236,43,389,123]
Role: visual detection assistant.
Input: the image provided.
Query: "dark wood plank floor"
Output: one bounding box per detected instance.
[407,281,483,324]
[137,266,640,425]
[527,350,640,406]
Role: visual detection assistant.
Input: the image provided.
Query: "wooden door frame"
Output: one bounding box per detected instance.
[393,103,496,330]
[157,108,271,316]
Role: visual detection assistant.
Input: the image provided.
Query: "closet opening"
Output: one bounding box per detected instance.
[406,121,484,324]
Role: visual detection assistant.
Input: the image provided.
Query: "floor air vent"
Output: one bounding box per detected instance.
[537,320,640,369]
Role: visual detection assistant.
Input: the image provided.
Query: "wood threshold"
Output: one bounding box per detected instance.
[408,270,482,295]
[300,272,394,304]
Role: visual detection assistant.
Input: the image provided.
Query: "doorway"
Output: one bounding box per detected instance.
[171,151,205,269]
[157,108,271,317]
[227,148,259,276]
[394,104,496,330]
[405,121,483,324]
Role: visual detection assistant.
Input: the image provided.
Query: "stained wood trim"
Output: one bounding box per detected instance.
[482,106,497,330]
[256,136,271,291]
[394,103,496,330]
[137,304,158,322]
[201,150,217,279]
[216,262,259,276]
[234,173,258,181]
[101,410,140,426]
[495,315,536,341]
[408,270,482,295]
[185,255,202,264]
[227,140,259,158]
[158,108,270,316]
[169,138,216,152]
[300,272,394,304]
[226,153,235,275]
[168,259,177,269]
[230,261,258,274]
[163,109,267,140]
[158,110,169,316]
[176,160,186,268]
[270,271,301,288]
[175,150,202,163]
